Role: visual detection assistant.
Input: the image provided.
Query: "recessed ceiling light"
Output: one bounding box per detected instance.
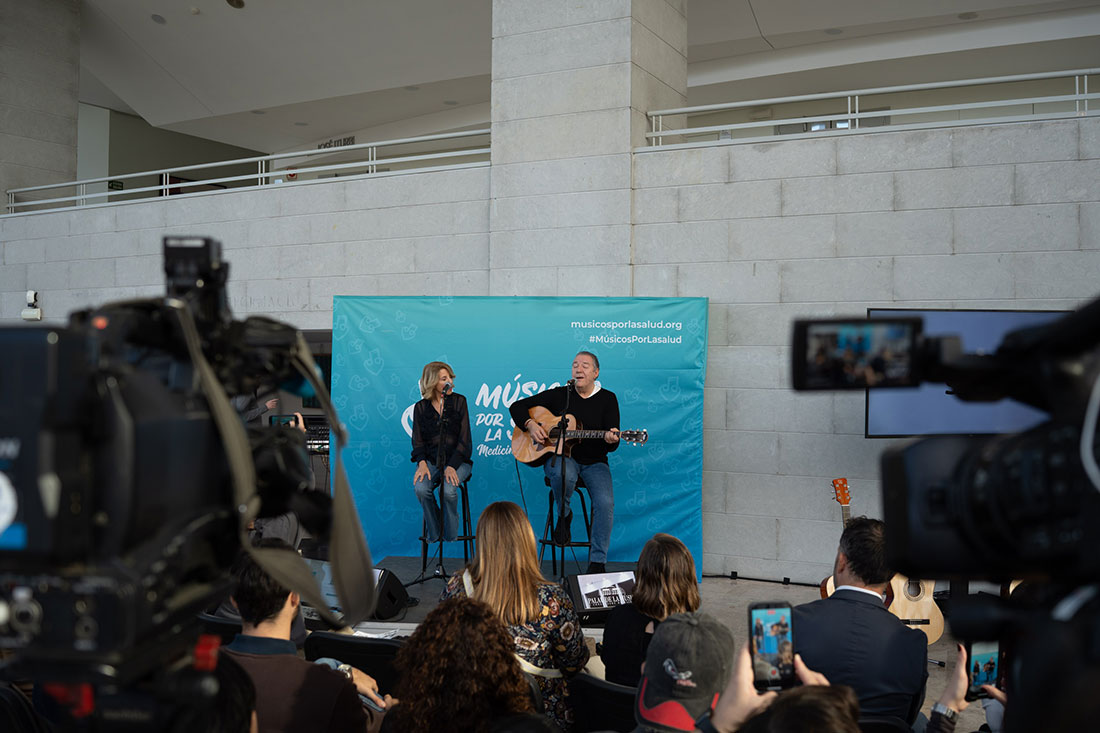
[824,28,843,36]
[294,121,309,126]
[958,12,978,20]
[151,14,167,25]
[226,0,245,9]
[404,86,420,92]
[443,100,459,106]
[250,110,266,115]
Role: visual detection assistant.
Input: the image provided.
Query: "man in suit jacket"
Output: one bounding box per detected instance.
[793,517,928,727]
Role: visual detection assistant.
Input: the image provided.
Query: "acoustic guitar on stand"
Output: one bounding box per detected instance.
[511,406,648,466]
[819,478,944,645]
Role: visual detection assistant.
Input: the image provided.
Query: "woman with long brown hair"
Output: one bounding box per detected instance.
[600,532,701,686]
[389,597,543,733]
[410,361,472,559]
[441,501,589,731]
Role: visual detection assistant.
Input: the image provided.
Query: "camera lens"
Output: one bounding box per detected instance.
[10,599,42,634]
[74,616,98,641]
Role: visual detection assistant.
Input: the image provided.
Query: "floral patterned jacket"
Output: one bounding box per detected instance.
[442,574,590,731]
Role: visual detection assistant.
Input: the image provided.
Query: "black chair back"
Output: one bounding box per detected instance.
[198,612,242,646]
[570,673,636,732]
[303,631,405,695]
[858,714,912,733]
[523,672,544,713]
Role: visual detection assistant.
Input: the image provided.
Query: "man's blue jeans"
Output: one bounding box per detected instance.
[414,462,471,542]
[543,457,613,563]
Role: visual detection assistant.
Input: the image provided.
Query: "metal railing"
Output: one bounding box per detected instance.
[5,129,490,215]
[645,68,1097,149]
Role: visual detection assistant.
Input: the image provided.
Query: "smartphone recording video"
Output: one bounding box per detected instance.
[792,318,921,390]
[749,602,795,691]
[965,640,1002,701]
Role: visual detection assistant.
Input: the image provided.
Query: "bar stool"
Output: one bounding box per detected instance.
[538,474,592,577]
[419,475,475,575]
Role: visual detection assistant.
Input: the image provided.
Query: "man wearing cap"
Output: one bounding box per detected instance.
[634,611,736,733]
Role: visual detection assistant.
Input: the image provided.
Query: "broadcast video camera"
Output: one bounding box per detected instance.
[0,237,375,725]
[792,297,1100,731]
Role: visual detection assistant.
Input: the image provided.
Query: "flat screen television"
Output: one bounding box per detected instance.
[865,308,1068,438]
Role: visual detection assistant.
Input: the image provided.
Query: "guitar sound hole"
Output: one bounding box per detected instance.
[906,579,922,599]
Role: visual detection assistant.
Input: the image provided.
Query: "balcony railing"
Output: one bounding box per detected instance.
[5,129,490,215]
[644,68,1097,150]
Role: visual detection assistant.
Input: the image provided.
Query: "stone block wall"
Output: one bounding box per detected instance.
[2,117,1097,582]
[632,117,1100,581]
[0,168,491,329]
[0,0,80,207]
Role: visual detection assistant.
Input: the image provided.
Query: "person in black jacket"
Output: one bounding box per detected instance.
[411,361,472,545]
[601,533,701,686]
[792,517,928,726]
[509,351,619,574]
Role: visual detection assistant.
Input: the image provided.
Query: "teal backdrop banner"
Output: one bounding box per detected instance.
[330,296,708,570]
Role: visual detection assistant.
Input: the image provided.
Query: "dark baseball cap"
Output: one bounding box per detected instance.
[635,611,735,732]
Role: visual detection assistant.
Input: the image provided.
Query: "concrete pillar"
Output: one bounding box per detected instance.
[488,0,687,296]
[0,0,80,211]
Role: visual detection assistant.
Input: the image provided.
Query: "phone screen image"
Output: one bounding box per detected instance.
[749,604,794,690]
[969,641,1000,693]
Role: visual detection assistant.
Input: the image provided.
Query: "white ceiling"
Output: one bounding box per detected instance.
[79,0,1100,153]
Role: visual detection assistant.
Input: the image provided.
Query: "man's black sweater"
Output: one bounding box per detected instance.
[509,385,620,465]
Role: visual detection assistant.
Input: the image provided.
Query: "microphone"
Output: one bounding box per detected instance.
[442,383,452,395]
[566,379,576,389]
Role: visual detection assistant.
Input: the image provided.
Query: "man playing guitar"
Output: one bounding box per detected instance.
[509,351,620,573]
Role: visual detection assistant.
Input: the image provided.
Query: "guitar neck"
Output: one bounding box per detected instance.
[841,505,850,527]
[564,430,611,440]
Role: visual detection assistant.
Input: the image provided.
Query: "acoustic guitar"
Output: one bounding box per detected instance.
[887,573,945,645]
[820,479,892,603]
[510,406,648,466]
[819,478,944,645]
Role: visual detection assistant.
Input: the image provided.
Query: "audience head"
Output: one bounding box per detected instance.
[471,501,545,625]
[836,516,892,587]
[392,598,533,732]
[737,685,860,733]
[632,533,701,621]
[230,539,296,626]
[419,360,455,398]
[636,611,735,732]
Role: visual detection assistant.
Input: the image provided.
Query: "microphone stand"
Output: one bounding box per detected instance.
[432,387,449,577]
[551,381,573,576]
[408,386,450,588]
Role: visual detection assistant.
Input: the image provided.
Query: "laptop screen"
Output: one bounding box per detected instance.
[570,571,636,611]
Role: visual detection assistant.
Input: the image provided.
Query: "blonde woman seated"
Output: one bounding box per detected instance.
[441,501,590,732]
[600,532,701,686]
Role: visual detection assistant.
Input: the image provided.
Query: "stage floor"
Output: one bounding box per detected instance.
[372,554,633,626]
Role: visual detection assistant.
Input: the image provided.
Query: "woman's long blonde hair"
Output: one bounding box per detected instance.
[419,361,454,399]
[468,501,546,626]
[631,533,700,620]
